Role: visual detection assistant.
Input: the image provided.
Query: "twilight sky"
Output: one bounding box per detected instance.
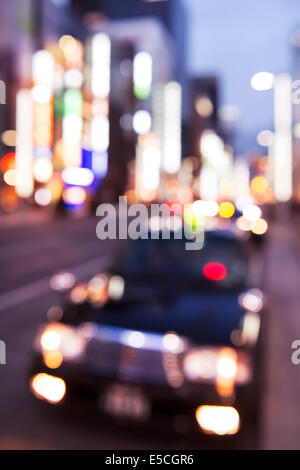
[183,0,300,153]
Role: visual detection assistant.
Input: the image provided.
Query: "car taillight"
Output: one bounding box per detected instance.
[203,262,227,281]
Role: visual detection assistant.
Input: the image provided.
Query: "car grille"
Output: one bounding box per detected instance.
[83,326,185,387]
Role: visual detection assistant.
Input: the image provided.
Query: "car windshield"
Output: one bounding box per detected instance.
[117,232,248,289]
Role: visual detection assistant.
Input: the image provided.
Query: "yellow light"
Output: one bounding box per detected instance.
[30,373,66,404]
[251,218,268,235]
[251,176,269,193]
[43,350,63,369]
[195,405,240,435]
[218,201,235,218]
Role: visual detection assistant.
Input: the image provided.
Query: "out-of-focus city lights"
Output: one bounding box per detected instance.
[62,167,94,187]
[32,50,55,87]
[239,289,264,313]
[273,74,293,202]
[236,216,252,232]
[133,52,152,99]
[33,158,53,183]
[91,33,111,98]
[195,405,240,435]
[108,276,125,301]
[34,188,52,206]
[163,333,185,354]
[43,350,63,369]
[30,373,66,404]
[243,204,262,222]
[218,201,235,218]
[216,349,237,380]
[15,89,34,198]
[251,218,268,235]
[1,130,16,147]
[257,130,274,147]
[251,72,274,91]
[195,95,213,117]
[122,331,145,349]
[50,272,76,292]
[133,110,152,135]
[203,262,227,281]
[251,176,269,193]
[162,82,182,174]
[3,170,19,187]
[62,187,87,205]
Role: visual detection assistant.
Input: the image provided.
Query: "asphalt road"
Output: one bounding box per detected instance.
[0,209,299,449]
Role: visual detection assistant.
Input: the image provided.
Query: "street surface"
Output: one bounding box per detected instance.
[0,210,299,449]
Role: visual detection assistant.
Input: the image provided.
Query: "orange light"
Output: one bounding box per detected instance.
[43,350,63,369]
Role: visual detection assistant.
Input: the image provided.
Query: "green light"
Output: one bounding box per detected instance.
[134,84,151,100]
[63,89,82,116]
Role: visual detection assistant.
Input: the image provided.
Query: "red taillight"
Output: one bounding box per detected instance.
[203,262,227,281]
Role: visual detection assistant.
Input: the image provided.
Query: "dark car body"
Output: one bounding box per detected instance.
[30,230,263,440]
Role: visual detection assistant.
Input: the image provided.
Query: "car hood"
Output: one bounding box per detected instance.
[92,291,244,346]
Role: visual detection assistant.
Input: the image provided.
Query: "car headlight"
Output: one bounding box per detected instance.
[183,347,251,384]
[38,323,86,364]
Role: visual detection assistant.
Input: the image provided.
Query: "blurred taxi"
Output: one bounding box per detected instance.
[30,229,264,441]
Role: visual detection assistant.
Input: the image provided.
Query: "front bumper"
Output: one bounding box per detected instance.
[29,353,253,436]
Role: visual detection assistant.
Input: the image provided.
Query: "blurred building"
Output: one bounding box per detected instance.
[189,76,219,161]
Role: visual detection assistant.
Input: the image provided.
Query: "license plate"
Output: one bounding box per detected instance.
[100,383,150,421]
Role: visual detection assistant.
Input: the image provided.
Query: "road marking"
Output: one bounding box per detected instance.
[0,254,110,313]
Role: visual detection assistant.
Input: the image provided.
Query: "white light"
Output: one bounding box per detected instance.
[257,130,274,147]
[243,204,262,222]
[163,333,185,353]
[62,167,94,187]
[122,331,145,349]
[162,82,182,174]
[196,406,240,436]
[91,116,109,151]
[33,159,53,183]
[133,52,152,92]
[133,110,152,135]
[239,289,264,313]
[34,188,52,206]
[91,33,111,98]
[273,74,293,202]
[32,50,55,87]
[109,276,125,301]
[32,85,52,103]
[41,330,61,351]
[204,200,219,217]
[50,272,76,291]
[251,72,274,91]
[217,356,237,379]
[63,115,82,145]
[64,69,83,88]
[15,89,34,198]
[31,373,66,404]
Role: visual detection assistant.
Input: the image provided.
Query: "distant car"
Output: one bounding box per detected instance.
[30,230,263,443]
